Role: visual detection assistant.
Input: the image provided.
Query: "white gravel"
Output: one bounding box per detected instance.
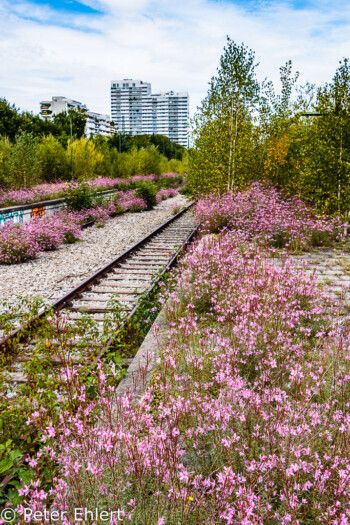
[0,195,190,309]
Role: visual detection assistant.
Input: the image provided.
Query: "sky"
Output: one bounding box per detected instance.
[1,0,350,118]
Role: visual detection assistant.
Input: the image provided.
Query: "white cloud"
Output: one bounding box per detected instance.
[0,0,350,118]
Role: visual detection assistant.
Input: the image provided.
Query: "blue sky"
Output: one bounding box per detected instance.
[22,0,104,14]
[1,0,350,117]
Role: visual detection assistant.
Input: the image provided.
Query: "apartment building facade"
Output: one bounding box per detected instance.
[110,80,189,147]
[40,96,116,137]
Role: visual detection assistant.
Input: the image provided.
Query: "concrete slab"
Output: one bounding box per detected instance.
[115,308,168,401]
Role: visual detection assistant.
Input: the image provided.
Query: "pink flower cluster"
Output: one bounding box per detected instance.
[114,190,147,212]
[0,181,183,264]
[0,212,82,264]
[0,223,41,264]
[129,174,157,182]
[0,182,69,206]
[194,182,344,250]
[25,214,82,251]
[18,188,350,522]
[156,188,179,204]
[0,174,180,207]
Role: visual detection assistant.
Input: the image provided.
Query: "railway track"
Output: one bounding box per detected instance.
[0,205,198,387]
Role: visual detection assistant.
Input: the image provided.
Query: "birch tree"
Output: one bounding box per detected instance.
[188,37,259,193]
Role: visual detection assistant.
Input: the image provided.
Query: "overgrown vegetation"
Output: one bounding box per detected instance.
[9,187,350,523]
[0,271,167,508]
[135,181,158,210]
[189,37,350,216]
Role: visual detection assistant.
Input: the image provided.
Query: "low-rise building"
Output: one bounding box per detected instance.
[40,96,116,137]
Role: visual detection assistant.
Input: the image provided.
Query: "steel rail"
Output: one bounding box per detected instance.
[0,204,195,350]
[0,204,198,493]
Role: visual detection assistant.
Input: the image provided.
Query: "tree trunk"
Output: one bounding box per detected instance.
[227,96,235,191]
[228,97,240,191]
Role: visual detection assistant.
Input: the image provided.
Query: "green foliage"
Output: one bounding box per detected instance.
[67,137,104,180]
[107,132,186,161]
[0,100,187,188]
[156,174,183,189]
[65,181,96,210]
[258,57,350,215]
[53,109,87,145]
[8,132,39,188]
[0,137,12,187]
[188,37,260,194]
[0,440,34,508]
[37,134,69,182]
[135,181,157,210]
[0,98,60,143]
[0,99,23,142]
[189,37,350,217]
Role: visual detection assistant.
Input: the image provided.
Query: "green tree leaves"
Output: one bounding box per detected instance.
[188,37,260,193]
[189,37,350,217]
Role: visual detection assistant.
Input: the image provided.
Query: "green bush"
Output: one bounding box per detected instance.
[65,182,96,211]
[8,133,40,188]
[179,184,192,196]
[156,175,183,190]
[0,137,11,187]
[135,181,157,210]
[37,135,69,182]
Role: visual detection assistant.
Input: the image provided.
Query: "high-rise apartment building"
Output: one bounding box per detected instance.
[110,80,189,147]
[40,96,116,137]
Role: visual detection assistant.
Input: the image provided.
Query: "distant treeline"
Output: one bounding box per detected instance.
[0,99,187,188]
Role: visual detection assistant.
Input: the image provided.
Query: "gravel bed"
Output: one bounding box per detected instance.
[0,195,190,309]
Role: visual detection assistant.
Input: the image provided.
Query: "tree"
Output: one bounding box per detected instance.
[37,135,69,182]
[66,137,104,180]
[258,61,301,188]
[20,112,58,138]
[150,134,185,161]
[189,37,260,193]
[0,137,12,187]
[53,109,87,146]
[8,133,39,188]
[288,59,350,215]
[0,99,23,142]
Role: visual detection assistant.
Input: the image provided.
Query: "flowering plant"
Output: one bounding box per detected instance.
[0,174,183,208]
[16,187,350,522]
[156,188,179,204]
[194,183,344,251]
[0,223,40,264]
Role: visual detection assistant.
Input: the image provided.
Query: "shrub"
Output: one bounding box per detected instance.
[0,223,40,264]
[194,182,344,250]
[8,133,40,189]
[65,182,96,211]
[156,187,179,204]
[135,181,157,210]
[37,135,69,183]
[0,137,12,188]
[75,203,115,227]
[115,190,147,212]
[26,214,82,249]
[25,217,66,251]
[179,184,192,196]
[66,137,104,180]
